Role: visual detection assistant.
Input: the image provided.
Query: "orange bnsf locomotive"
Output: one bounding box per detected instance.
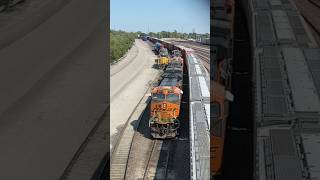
[149,50,184,138]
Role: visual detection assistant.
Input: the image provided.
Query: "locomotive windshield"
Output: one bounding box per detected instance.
[152,93,179,102]
[159,49,168,57]
[173,50,181,57]
[152,93,165,100]
[166,93,179,101]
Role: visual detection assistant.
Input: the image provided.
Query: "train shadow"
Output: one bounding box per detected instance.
[152,64,161,69]
[130,97,153,139]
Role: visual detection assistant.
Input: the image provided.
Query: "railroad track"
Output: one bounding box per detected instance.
[195,52,210,71]
[178,42,210,53]
[142,140,172,180]
[110,88,152,179]
[294,0,320,45]
[175,40,210,49]
[302,14,320,38]
[187,45,210,71]
[124,105,173,180]
[170,41,210,71]
[110,81,174,180]
[309,0,320,8]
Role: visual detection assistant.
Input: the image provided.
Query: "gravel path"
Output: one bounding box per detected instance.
[110,39,159,150]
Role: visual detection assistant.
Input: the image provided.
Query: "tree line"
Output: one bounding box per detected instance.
[110,29,209,63]
[110,30,138,63]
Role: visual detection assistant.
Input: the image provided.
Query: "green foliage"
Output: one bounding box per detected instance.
[110,29,209,63]
[110,30,138,63]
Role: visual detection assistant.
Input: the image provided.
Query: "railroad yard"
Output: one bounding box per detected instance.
[110,38,210,179]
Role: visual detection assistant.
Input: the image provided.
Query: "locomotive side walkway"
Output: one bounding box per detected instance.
[110,39,159,150]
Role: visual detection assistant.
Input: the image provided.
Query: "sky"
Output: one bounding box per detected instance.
[110,0,210,34]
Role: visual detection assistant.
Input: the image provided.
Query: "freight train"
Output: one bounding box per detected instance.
[211,0,235,177]
[149,48,184,138]
[149,36,210,178]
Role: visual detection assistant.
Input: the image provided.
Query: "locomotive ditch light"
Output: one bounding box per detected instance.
[163,103,167,109]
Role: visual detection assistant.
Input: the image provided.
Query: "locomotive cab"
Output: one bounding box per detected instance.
[172,50,182,57]
[149,86,182,138]
[155,48,170,68]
